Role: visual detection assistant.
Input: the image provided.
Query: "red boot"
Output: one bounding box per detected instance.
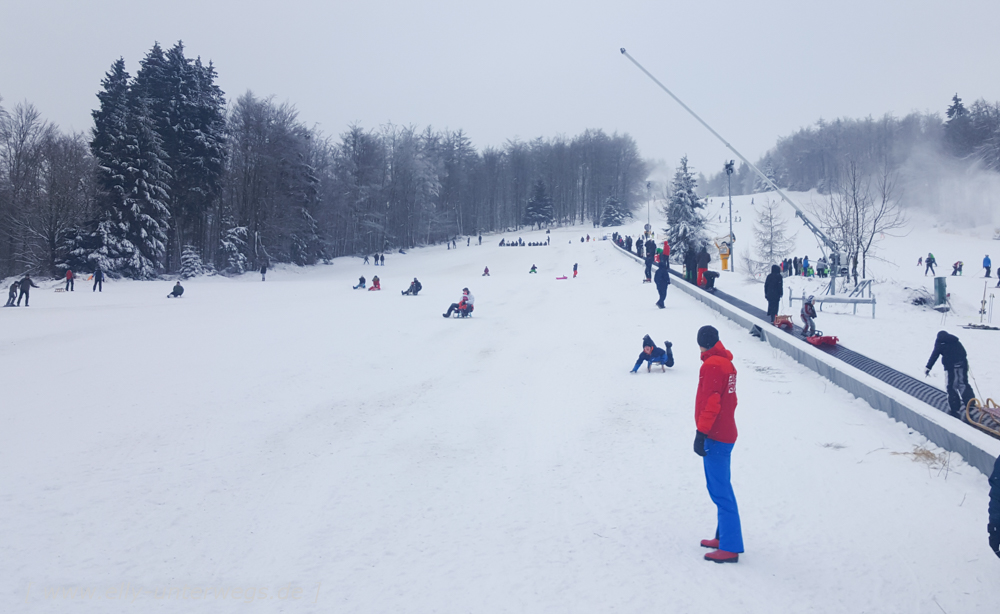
[704,549,739,563]
[700,538,719,549]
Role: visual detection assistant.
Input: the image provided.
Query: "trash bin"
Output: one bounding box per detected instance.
[934,277,948,309]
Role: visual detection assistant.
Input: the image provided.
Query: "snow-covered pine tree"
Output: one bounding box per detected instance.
[88,57,172,278]
[600,197,629,227]
[179,244,206,278]
[523,179,554,229]
[744,198,797,278]
[662,156,708,256]
[218,221,249,274]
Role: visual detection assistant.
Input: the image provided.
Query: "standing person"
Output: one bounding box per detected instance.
[800,295,818,336]
[467,237,470,247]
[952,261,961,276]
[478,234,482,245]
[925,253,936,276]
[654,261,670,308]
[529,264,537,274]
[483,266,490,276]
[380,254,385,266]
[17,273,39,306]
[802,256,811,277]
[917,256,923,267]
[65,269,74,292]
[985,255,992,278]
[692,325,743,563]
[925,330,975,418]
[764,264,783,323]
[643,247,655,283]
[5,280,19,306]
[93,267,105,292]
[363,254,370,264]
[260,262,267,281]
[696,246,710,287]
[989,455,1000,559]
[573,263,578,279]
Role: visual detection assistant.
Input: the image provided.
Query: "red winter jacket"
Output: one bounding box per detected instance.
[662,240,670,258]
[695,341,738,443]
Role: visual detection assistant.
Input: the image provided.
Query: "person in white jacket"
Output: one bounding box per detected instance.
[443,287,475,317]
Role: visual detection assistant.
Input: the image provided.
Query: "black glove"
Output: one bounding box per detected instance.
[990,523,1000,559]
[693,431,708,457]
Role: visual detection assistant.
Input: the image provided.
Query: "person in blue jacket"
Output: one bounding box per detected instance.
[654,261,670,308]
[630,335,675,373]
[989,455,1000,558]
[984,255,992,278]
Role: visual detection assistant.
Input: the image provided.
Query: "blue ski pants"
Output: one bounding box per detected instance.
[703,438,744,553]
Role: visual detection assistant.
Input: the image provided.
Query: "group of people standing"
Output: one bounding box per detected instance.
[4,268,107,308]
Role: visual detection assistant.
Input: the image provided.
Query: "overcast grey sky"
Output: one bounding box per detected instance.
[3,0,999,180]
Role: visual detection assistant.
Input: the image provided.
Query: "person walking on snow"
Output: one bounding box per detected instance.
[989,455,1000,559]
[573,263,578,278]
[692,325,744,563]
[65,269,74,291]
[93,266,105,292]
[925,253,936,276]
[925,330,975,419]
[918,256,923,267]
[764,264,783,323]
[5,280,19,306]
[654,261,670,308]
[630,335,674,372]
[17,273,38,306]
[800,295,818,336]
[984,255,991,278]
[260,262,267,281]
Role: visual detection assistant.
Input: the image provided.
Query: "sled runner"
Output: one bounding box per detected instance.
[965,398,1000,439]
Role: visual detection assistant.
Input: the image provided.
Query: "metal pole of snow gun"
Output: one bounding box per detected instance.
[618,47,840,275]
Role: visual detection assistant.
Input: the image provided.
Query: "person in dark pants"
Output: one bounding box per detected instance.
[685,249,698,283]
[764,264,783,323]
[630,335,674,372]
[17,274,39,306]
[573,263,578,278]
[654,261,670,308]
[692,325,743,563]
[401,278,422,295]
[696,246,711,287]
[5,280,19,306]
[93,267,104,292]
[984,255,992,278]
[167,281,184,298]
[443,288,474,317]
[989,455,1000,559]
[353,276,366,290]
[260,263,267,281]
[380,254,385,265]
[925,330,975,418]
[65,269,74,291]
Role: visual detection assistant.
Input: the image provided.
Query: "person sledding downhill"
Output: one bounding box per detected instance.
[800,295,818,337]
[401,278,422,295]
[443,287,475,318]
[692,325,744,564]
[630,335,674,373]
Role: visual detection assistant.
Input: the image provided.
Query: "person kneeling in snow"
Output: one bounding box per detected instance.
[167,281,184,298]
[630,335,674,372]
[443,287,474,317]
[800,295,817,336]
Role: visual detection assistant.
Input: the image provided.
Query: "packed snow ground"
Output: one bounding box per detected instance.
[2,216,999,613]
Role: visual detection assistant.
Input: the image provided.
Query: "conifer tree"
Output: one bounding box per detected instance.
[179,244,206,278]
[523,179,554,229]
[599,197,628,227]
[662,156,708,257]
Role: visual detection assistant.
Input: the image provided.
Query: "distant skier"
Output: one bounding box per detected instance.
[363,254,370,264]
[629,335,674,372]
[260,262,267,281]
[401,278,422,295]
[696,246,710,287]
[952,261,963,276]
[353,276,366,290]
[654,261,670,308]
[573,263,578,278]
[925,330,975,419]
[925,253,936,276]
[764,264,783,323]
[443,287,474,318]
[989,456,1000,559]
[800,295,817,336]
[65,269,74,292]
[368,275,381,291]
[529,264,537,274]
[93,266,105,292]
[483,266,490,276]
[985,255,992,278]
[167,281,184,298]
[17,273,38,306]
[692,325,743,563]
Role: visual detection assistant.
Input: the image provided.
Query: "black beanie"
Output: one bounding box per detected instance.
[697,325,719,350]
[642,334,655,349]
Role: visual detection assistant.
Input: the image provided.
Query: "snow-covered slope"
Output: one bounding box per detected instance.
[2,220,997,613]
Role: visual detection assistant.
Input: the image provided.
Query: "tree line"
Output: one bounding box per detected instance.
[0,42,648,279]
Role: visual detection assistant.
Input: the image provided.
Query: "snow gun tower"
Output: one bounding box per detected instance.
[620,48,848,295]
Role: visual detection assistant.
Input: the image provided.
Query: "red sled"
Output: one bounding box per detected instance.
[806,335,839,347]
[773,315,793,331]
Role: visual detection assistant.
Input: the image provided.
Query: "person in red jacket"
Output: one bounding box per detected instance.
[693,325,744,563]
[65,269,74,291]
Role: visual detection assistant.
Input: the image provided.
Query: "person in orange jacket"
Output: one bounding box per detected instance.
[692,325,743,563]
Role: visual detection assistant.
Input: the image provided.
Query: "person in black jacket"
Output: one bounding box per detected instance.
[17,274,38,306]
[989,455,1000,558]
[93,267,105,292]
[764,264,784,323]
[696,247,711,287]
[925,331,975,418]
[654,261,670,308]
[167,281,184,298]
[402,278,422,295]
[643,249,655,282]
[5,280,19,307]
